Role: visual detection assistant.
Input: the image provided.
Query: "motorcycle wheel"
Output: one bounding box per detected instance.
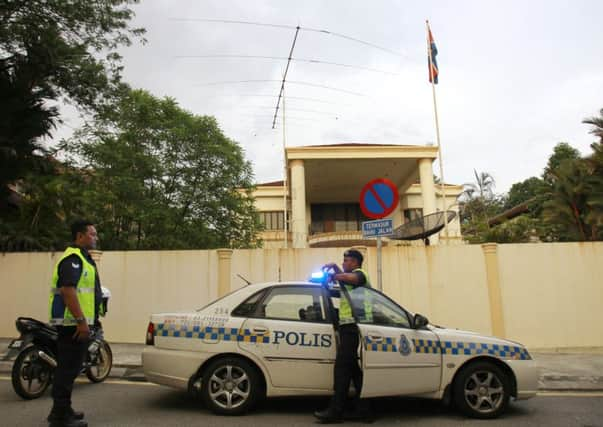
[85,340,112,383]
[11,346,53,400]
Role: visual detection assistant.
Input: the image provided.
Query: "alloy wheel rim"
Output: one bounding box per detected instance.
[208,365,250,410]
[463,370,505,413]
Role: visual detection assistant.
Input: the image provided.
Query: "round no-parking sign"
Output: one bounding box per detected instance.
[359,178,399,219]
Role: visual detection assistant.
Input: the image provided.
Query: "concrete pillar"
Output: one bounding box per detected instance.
[217,249,233,297]
[482,243,506,338]
[290,159,307,248]
[418,158,437,215]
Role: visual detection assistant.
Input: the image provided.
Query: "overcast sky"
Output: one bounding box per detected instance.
[57,0,603,193]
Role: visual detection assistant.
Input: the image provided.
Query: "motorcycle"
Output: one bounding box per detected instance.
[5,288,113,400]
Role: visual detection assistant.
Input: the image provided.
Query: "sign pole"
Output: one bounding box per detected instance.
[376,236,383,291]
[359,178,399,293]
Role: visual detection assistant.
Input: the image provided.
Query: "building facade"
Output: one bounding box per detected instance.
[253,144,463,248]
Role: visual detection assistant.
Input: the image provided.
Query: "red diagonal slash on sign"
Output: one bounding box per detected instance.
[359,178,399,219]
[368,185,388,211]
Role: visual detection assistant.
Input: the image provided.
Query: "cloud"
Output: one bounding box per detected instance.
[50,0,603,194]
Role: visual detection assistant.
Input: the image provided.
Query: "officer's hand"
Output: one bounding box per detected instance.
[73,323,90,341]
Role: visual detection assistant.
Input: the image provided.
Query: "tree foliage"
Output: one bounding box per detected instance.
[460,107,603,244]
[0,0,145,190]
[60,89,263,250]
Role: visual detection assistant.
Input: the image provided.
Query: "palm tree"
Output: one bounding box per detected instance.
[583,108,603,143]
[462,170,496,201]
[543,159,592,241]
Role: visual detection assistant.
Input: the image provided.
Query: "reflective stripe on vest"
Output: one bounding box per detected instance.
[339,268,373,325]
[49,317,95,326]
[49,247,96,326]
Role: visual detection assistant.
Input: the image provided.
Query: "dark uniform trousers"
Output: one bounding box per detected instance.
[51,327,88,412]
[331,323,363,413]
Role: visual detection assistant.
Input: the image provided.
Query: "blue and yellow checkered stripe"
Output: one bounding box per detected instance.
[363,336,530,360]
[413,339,531,360]
[364,336,398,352]
[155,324,270,343]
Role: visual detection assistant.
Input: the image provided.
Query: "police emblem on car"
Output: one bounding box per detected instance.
[399,334,411,356]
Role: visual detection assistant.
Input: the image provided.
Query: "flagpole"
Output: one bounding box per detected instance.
[426,20,450,244]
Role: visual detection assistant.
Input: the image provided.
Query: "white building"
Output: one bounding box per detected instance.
[253,143,463,248]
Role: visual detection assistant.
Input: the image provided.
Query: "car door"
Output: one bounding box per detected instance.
[238,284,336,390]
[342,286,442,398]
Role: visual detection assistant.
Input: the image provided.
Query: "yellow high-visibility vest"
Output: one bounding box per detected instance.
[339,268,373,325]
[49,247,96,326]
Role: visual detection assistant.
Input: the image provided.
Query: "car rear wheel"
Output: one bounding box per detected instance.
[453,360,511,419]
[201,357,263,415]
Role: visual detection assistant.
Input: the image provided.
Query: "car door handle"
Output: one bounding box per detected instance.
[252,327,268,335]
[368,335,383,342]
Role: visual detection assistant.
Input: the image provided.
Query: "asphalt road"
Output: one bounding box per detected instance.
[1,376,602,427]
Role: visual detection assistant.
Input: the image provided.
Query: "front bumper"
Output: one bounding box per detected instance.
[506,359,539,400]
[142,346,212,390]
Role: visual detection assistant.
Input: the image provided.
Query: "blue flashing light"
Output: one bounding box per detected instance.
[309,271,326,283]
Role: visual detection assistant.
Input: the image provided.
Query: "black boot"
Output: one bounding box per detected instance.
[314,407,343,424]
[48,408,84,422]
[48,416,88,427]
[47,408,88,427]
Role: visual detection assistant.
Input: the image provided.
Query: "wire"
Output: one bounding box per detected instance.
[196,80,366,96]
[175,55,400,75]
[170,17,293,31]
[302,26,405,57]
[237,95,340,105]
[254,106,337,115]
[169,18,403,57]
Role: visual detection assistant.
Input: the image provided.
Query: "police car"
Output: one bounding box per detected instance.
[142,279,538,419]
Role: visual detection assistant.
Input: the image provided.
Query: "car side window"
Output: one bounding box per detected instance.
[259,286,326,322]
[231,289,267,317]
[360,288,411,328]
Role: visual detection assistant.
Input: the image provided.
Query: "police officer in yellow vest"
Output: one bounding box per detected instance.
[315,249,372,423]
[47,220,102,427]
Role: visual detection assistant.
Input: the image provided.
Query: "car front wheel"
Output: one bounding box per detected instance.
[452,360,511,419]
[201,357,263,415]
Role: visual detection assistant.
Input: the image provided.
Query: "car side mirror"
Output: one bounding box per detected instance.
[413,313,429,329]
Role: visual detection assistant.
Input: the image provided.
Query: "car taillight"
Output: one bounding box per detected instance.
[146,322,155,346]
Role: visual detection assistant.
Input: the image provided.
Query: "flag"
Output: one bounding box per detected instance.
[427,25,439,84]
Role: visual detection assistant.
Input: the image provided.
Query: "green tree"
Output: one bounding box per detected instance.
[63,89,263,250]
[459,170,506,242]
[504,176,548,217]
[462,169,496,200]
[542,142,581,184]
[543,158,593,241]
[582,110,603,236]
[0,0,145,191]
[583,108,603,144]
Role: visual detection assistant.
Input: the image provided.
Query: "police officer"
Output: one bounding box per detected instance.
[314,249,372,423]
[47,220,103,427]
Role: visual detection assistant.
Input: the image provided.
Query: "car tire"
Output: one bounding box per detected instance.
[452,360,511,419]
[201,357,263,415]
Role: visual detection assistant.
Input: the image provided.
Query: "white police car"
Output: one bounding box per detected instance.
[142,280,538,418]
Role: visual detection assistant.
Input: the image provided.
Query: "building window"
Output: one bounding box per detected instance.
[259,211,287,230]
[403,208,423,223]
[311,203,369,234]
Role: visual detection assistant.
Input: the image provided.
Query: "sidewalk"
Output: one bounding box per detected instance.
[1,338,602,391]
